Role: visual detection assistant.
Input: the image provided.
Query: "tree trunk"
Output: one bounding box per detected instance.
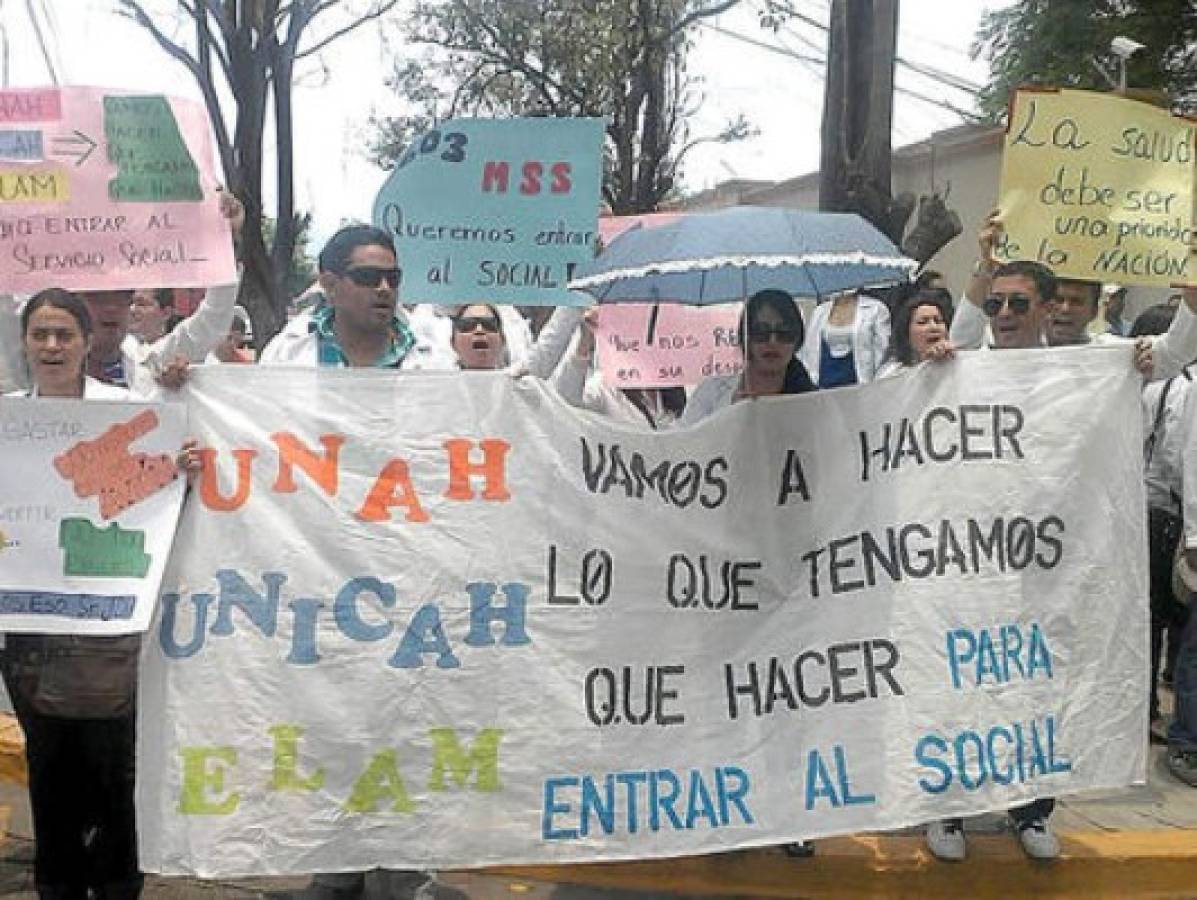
[819,0,906,243]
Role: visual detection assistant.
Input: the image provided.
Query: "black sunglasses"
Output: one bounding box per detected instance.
[342,266,402,288]
[453,315,500,333]
[983,293,1032,317]
[749,325,799,343]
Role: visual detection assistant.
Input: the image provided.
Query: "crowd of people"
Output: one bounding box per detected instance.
[2,190,1197,897]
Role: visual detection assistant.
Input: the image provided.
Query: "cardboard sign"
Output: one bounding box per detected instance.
[372,117,604,306]
[0,86,237,292]
[998,88,1196,287]
[137,353,1147,875]
[0,396,186,634]
[596,303,744,387]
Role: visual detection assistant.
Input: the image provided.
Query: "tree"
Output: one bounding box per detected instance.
[370,0,752,214]
[116,0,400,346]
[765,0,961,265]
[972,0,1197,120]
[262,212,318,300]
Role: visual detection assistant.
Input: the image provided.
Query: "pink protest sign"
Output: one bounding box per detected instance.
[0,86,236,292]
[595,302,744,388]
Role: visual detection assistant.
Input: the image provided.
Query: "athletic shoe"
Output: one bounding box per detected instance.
[925,818,966,862]
[1167,748,1197,786]
[1015,817,1060,860]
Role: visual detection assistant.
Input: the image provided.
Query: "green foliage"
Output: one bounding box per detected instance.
[369,0,752,213]
[972,0,1197,120]
[261,212,317,300]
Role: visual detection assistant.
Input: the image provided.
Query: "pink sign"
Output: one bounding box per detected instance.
[595,302,744,388]
[0,86,236,292]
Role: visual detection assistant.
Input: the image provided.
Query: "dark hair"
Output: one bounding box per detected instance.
[20,288,92,339]
[740,289,816,395]
[1130,304,1177,338]
[318,225,395,274]
[152,287,176,310]
[914,269,946,291]
[994,260,1057,302]
[1056,278,1101,310]
[886,289,954,366]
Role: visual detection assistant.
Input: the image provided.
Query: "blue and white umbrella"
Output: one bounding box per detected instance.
[570,206,917,304]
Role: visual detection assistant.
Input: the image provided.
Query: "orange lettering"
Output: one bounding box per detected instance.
[271,432,345,496]
[443,438,510,501]
[198,448,258,512]
[356,459,430,523]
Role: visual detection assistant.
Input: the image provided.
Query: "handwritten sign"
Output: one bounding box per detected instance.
[136,355,1146,875]
[596,302,744,387]
[371,117,604,306]
[0,396,185,634]
[0,86,236,293]
[998,88,1196,287]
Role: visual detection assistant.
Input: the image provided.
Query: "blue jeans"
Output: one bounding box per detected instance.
[1167,601,1197,751]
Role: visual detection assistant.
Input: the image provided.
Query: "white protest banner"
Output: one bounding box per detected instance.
[596,303,744,387]
[371,117,604,306]
[138,353,1147,876]
[0,86,237,293]
[0,396,185,634]
[997,87,1195,287]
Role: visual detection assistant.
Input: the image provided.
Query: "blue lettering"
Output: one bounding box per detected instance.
[334,576,395,642]
[464,581,531,648]
[915,735,952,794]
[388,603,460,669]
[542,777,579,840]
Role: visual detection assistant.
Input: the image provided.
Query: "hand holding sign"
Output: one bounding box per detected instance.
[0,86,237,293]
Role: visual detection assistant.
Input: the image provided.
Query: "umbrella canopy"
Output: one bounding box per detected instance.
[570,206,917,304]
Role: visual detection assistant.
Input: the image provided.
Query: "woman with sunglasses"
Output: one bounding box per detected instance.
[678,289,816,426]
[5,288,200,899]
[450,304,509,370]
[876,288,956,377]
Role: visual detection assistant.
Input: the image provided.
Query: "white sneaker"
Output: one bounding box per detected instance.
[925,819,966,861]
[1016,817,1060,860]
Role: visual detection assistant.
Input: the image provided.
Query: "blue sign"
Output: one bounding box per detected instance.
[0,129,44,161]
[372,117,604,306]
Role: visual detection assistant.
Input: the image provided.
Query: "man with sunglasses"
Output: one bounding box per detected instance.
[263,226,458,900]
[950,212,1197,378]
[259,225,452,370]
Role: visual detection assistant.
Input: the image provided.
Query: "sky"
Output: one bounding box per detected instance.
[3,0,1010,248]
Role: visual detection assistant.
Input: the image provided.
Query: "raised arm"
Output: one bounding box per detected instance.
[950,211,1002,350]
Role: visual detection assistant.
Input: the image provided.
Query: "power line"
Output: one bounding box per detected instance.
[699,20,982,122]
[769,3,984,95]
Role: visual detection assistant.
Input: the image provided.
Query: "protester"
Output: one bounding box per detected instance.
[449,304,510,370]
[206,306,254,364]
[259,225,453,370]
[261,224,461,900]
[798,290,890,388]
[128,288,175,344]
[71,189,246,396]
[1170,369,1197,786]
[950,213,1195,380]
[3,288,200,900]
[550,307,686,428]
[927,259,1064,862]
[1132,304,1190,743]
[680,289,815,426]
[876,287,955,377]
[1044,278,1104,346]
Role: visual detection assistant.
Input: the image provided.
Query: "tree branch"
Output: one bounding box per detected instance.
[116,0,202,80]
[670,0,743,37]
[295,0,401,60]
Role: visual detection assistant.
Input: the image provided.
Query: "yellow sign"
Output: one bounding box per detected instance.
[998,88,1195,288]
[0,168,68,203]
